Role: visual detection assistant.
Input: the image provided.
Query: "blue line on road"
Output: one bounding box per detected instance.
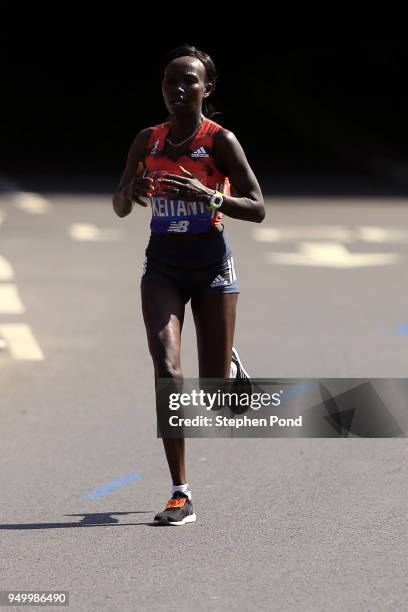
[81,472,143,500]
[395,324,408,335]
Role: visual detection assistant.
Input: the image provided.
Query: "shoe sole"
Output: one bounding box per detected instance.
[155,513,197,526]
[232,347,251,379]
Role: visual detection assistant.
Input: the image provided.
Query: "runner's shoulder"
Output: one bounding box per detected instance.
[215,126,237,140]
[213,128,240,172]
[128,127,154,160]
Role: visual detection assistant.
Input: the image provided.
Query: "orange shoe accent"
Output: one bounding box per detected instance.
[166,498,186,509]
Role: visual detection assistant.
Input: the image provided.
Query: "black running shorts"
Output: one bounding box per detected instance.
[141,226,240,303]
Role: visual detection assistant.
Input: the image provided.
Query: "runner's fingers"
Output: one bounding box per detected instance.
[161,174,190,183]
[132,196,148,207]
[158,178,186,188]
[134,177,154,187]
[179,165,194,177]
[132,188,153,197]
[130,178,154,197]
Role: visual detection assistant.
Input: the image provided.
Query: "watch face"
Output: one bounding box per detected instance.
[212,194,223,207]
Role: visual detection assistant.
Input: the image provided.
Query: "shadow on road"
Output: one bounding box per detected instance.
[0,511,155,530]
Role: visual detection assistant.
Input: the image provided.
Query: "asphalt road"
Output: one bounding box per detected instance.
[0,190,407,611]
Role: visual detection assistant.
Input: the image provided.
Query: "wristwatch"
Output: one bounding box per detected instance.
[207,190,224,211]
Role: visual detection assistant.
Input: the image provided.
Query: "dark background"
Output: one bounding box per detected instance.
[3,28,408,194]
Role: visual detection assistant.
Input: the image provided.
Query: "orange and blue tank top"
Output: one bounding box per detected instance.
[144,117,230,234]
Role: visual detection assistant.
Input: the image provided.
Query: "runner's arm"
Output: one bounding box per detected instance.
[112,128,152,217]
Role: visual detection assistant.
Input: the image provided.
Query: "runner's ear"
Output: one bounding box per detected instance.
[204,81,214,97]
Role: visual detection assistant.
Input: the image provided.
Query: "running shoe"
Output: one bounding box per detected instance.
[230,346,254,413]
[153,492,196,526]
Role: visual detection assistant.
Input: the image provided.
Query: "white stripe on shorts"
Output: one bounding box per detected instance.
[230,257,237,282]
[227,257,233,284]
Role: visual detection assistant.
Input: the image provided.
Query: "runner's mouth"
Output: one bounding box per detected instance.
[171,98,187,106]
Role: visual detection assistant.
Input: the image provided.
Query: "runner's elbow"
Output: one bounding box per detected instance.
[254,201,266,223]
[112,194,131,218]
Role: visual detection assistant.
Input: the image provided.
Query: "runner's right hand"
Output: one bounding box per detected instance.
[123,176,154,207]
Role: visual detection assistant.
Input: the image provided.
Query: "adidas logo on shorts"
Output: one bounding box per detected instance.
[210,258,237,288]
[191,146,209,158]
[210,274,229,287]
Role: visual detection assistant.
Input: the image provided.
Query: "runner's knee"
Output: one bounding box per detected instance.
[153,355,183,381]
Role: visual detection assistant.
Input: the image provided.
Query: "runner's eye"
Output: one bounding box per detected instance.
[185,76,198,84]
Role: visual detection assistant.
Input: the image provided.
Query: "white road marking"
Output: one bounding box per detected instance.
[0,324,44,360]
[12,192,51,214]
[254,225,408,244]
[0,256,14,280]
[356,226,408,243]
[0,193,45,360]
[266,242,401,268]
[69,223,124,242]
[254,226,353,242]
[0,284,25,313]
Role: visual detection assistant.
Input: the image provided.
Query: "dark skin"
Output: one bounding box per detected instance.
[113,56,265,486]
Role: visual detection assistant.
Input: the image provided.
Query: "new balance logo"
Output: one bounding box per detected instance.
[167,220,189,233]
[191,146,209,158]
[210,274,229,288]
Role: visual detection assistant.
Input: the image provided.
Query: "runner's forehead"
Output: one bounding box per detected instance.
[163,57,206,80]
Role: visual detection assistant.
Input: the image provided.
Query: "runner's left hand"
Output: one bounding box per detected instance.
[157,166,212,202]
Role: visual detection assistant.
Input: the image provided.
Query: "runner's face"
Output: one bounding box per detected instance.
[162,56,209,116]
